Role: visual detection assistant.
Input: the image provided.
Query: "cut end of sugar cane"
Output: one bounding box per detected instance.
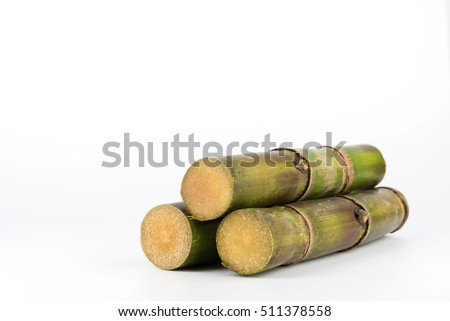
[181,158,234,221]
[141,204,193,270]
[216,209,273,275]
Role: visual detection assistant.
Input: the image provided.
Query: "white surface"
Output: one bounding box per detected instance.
[1,0,450,302]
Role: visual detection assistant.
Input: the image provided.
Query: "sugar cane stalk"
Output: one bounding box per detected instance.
[181,145,385,221]
[141,203,221,270]
[216,187,408,275]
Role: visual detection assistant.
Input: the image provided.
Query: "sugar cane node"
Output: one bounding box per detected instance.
[271,147,310,174]
[325,145,355,194]
[340,188,408,245]
[334,197,370,250]
[277,146,347,200]
[285,197,365,260]
[285,210,313,265]
[287,209,312,265]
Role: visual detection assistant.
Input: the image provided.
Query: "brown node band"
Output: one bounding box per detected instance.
[337,195,370,249]
[282,205,313,265]
[325,145,355,194]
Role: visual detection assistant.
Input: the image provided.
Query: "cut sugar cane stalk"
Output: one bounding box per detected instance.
[181,150,308,221]
[216,187,408,275]
[181,144,385,221]
[141,203,221,270]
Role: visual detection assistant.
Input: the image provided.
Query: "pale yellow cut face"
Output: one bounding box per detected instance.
[216,209,273,275]
[141,205,192,270]
[181,158,234,220]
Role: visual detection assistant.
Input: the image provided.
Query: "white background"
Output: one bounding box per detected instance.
[1,0,450,307]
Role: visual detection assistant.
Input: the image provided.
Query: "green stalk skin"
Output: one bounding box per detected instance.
[341,188,408,244]
[141,203,221,270]
[228,152,308,209]
[217,187,408,275]
[285,197,365,260]
[183,212,221,268]
[182,145,386,221]
[287,145,386,199]
[340,145,386,192]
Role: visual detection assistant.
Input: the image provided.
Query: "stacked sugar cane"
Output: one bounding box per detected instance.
[141,145,408,275]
